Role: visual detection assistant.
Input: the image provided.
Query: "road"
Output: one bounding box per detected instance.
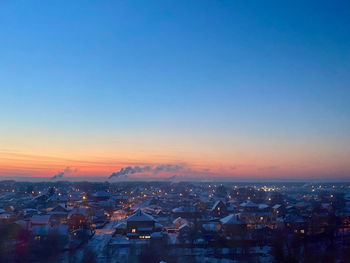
[61,210,127,263]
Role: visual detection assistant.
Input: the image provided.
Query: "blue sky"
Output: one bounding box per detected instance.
[0,0,349,178]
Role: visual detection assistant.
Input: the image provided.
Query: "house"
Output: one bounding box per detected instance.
[272,204,282,215]
[115,222,127,235]
[50,203,72,213]
[48,204,72,225]
[68,192,83,201]
[226,200,237,213]
[91,209,109,228]
[155,210,169,224]
[47,193,68,203]
[173,217,189,229]
[172,206,201,219]
[210,200,227,217]
[220,213,247,238]
[178,223,191,241]
[23,208,40,218]
[92,191,111,201]
[279,214,308,234]
[239,200,259,212]
[68,207,89,230]
[32,194,49,205]
[258,203,269,211]
[113,195,129,205]
[126,209,156,239]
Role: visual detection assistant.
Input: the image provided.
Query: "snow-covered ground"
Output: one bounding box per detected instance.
[60,210,273,263]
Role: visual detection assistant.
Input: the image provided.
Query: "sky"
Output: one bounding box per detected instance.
[0,0,349,180]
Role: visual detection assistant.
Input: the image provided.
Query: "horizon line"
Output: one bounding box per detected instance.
[1,176,350,183]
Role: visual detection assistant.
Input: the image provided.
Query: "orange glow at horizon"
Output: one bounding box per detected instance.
[0,148,349,179]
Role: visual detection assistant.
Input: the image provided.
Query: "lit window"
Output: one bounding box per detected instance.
[145,236,150,239]
[217,207,220,211]
[300,229,305,234]
[131,228,136,233]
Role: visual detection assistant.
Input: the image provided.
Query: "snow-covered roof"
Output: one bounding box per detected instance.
[68,192,82,200]
[172,206,196,213]
[155,222,163,229]
[240,200,258,208]
[179,223,190,231]
[344,193,350,201]
[32,194,48,200]
[272,204,281,209]
[173,217,188,225]
[93,191,111,197]
[126,209,155,222]
[211,200,225,211]
[220,213,245,225]
[47,193,68,202]
[172,207,183,213]
[52,203,72,212]
[258,204,269,210]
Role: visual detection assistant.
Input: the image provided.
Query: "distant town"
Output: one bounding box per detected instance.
[0,180,350,263]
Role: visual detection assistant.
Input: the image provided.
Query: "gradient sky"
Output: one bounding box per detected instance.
[1,0,350,180]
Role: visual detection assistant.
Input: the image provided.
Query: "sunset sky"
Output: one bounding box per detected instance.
[1,1,349,180]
